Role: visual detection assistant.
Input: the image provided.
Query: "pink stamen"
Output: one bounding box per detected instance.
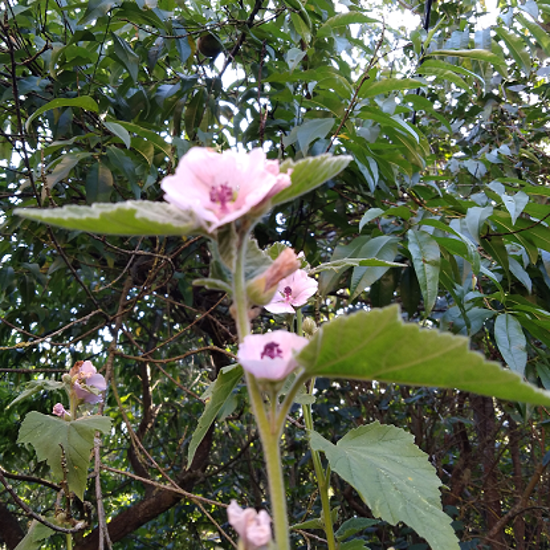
[209,183,234,212]
[261,342,283,360]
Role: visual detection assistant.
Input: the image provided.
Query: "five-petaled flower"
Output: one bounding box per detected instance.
[70,360,107,404]
[227,500,272,550]
[237,331,308,381]
[264,269,318,314]
[161,148,291,232]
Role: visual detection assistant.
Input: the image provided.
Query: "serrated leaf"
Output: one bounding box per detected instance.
[187,365,243,466]
[14,520,54,550]
[25,97,99,131]
[494,314,527,376]
[296,305,550,406]
[18,412,111,501]
[310,423,459,550]
[8,379,65,408]
[272,155,351,206]
[407,230,440,315]
[15,201,200,236]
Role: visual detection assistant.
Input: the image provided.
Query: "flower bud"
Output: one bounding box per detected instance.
[246,248,300,306]
[228,500,272,550]
[302,316,318,337]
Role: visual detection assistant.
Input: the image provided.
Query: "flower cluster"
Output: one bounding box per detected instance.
[70,360,107,404]
[228,500,272,550]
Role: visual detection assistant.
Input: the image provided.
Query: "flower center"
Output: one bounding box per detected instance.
[283,286,293,300]
[260,342,283,360]
[209,183,235,213]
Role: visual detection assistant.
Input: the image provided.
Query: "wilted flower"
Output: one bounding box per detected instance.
[237,331,308,381]
[247,248,301,306]
[264,269,318,314]
[71,360,107,404]
[161,148,291,232]
[52,403,70,419]
[227,500,272,550]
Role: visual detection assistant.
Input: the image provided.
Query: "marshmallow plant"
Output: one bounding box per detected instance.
[16,148,550,550]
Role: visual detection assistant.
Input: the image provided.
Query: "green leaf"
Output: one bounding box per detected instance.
[296,305,550,406]
[465,206,493,244]
[358,78,426,99]
[309,423,459,550]
[407,230,440,315]
[359,208,384,231]
[494,27,531,74]
[104,121,131,148]
[8,379,65,408]
[187,365,243,466]
[494,314,527,376]
[114,120,173,161]
[317,12,378,38]
[335,518,380,541]
[350,237,399,301]
[283,118,335,154]
[309,257,405,275]
[184,88,206,139]
[426,48,507,70]
[18,412,111,501]
[517,13,550,57]
[111,33,139,82]
[85,162,114,203]
[15,201,200,236]
[44,152,93,197]
[14,520,54,550]
[25,97,99,131]
[482,235,510,284]
[272,154,352,206]
[502,191,529,225]
[400,266,422,318]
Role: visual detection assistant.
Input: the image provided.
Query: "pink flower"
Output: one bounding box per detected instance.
[160,148,291,232]
[237,331,309,381]
[264,269,318,314]
[52,403,70,419]
[71,360,107,404]
[227,500,272,550]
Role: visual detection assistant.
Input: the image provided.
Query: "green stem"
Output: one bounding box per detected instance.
[303,378,337,550]
[66,534,73,550]
[296,308,303,336]
[232,226,290,550]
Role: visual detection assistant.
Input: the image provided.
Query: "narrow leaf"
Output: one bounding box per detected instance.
[25,97,99,131]
[297,305,550,406]
[494,314,527,376]
[407,230,440,315]
[187,365,243,466]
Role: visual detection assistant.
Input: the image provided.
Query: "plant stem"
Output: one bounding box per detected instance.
[303,378,337,550]
[66,534,73,550]
[296,308,303,336]
[232,227,290,550]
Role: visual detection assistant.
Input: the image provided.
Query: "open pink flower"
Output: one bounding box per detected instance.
[227,500,272,550]
[161,148,291,232]
[238,331,308,381]
[72,360,107,404]
[264,269,318,314]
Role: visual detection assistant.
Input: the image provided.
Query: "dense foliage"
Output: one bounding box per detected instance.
[2,0,550,548]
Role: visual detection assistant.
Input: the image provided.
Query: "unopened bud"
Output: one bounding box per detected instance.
[302,316,317,337]
[246,248,300,306]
